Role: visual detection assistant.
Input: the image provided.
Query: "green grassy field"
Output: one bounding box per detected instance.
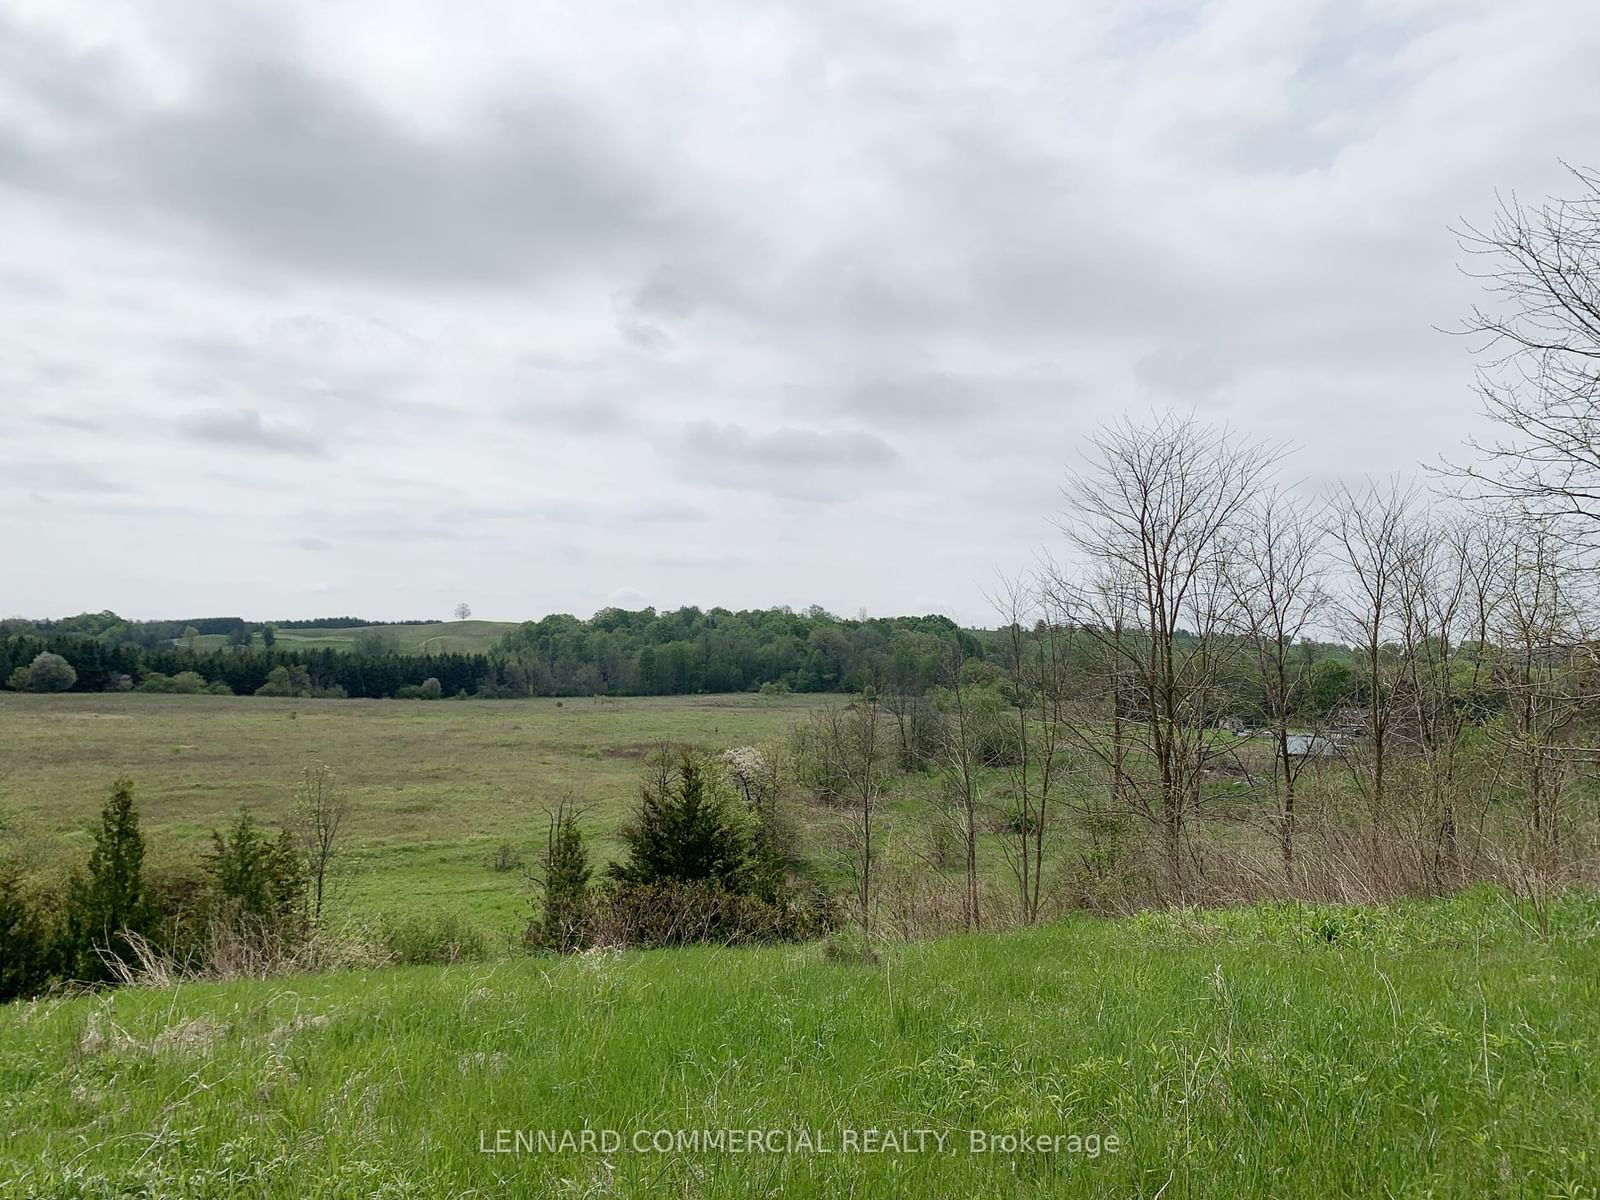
[187,619,518,655]
[0,692,830,935]
[2,890,1596,1197]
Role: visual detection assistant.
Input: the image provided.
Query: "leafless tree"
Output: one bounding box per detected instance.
[811,699,890,938]
[1328,480,1415,853]
[1224,490,1329,875]
[1052,414,1282,899]
[930,638,984,930]
[1488,517,1598,867]
[1392,512,1506,886]
[991,576,1073,923]
[1450,165,1600,546]
[292,763,350,925]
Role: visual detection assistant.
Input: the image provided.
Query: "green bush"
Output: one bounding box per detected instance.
[591,879,837,949]
[378,911,490,964]
[15,652,77,693]
[171,671,208,694]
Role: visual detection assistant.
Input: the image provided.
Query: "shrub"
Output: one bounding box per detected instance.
[171,670,208,694]
[492,842,523,872]
[16,652,77,693]
[0,867,53,1001]
[205,809,306,942]
[396,677,443,700]
[526,802,592,953]
[256,665,313,698]
[378,911,490,964]
[590,879,836,949]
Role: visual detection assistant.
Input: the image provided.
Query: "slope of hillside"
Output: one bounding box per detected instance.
[4,891,1597,1198]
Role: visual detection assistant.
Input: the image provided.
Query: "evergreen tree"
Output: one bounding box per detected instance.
[63,776,150,979]
[611,749,750,890]
[532,801,592,952]
[206,809,306,937]
[0,867,49,1001]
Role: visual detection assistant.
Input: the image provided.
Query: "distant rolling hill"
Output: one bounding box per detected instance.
[189,620,517,656]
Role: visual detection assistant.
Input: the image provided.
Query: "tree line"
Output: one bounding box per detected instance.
[0,610,985,700]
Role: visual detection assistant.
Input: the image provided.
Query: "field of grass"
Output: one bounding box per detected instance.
[2,889,1596,1197]
[187,619,518,655]
[0,692,830,936]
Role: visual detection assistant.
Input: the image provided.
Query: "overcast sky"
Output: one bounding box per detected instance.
[3,0,1598,626]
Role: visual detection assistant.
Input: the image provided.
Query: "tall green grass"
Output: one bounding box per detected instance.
[3,888,1597,1198]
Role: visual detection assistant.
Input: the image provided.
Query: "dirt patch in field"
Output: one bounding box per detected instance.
[601,742,659,759]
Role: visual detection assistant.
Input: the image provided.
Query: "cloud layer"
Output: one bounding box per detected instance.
[3,0,1599,623]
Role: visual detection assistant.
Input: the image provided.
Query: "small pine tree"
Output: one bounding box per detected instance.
[206,809,306,938]
[63,776,150,979]
[610,748,750,890]
[532,801,591,952]
[0,867,49,1002]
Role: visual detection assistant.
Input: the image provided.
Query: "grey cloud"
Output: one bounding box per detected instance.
[1135,347,1239,399]
[507,397,628,435]
[285,536,333,552]
[0,458,127,495]
[846,373,979,427]
[0,59,687,287]
[677,422,901,501]
[177,408,326,457]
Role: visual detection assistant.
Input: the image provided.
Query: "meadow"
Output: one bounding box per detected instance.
[0,691,829,936]
[2,889,1597,1197]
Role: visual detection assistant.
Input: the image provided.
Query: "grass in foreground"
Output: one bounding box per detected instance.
[2,889,1597,1198]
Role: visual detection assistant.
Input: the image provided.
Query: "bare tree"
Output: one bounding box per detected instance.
[1391,512,1506,886]
[1489,517,1597,868]
[1224,490,1329,875]
[1450,165,1600,545]
[930,638,983,930]
[992,576,1073,923]
[1052,414,1281,899]
[454,602,472,621]
[1328,480,1415,854]
[292,764,349,925]
[810,699,890,938]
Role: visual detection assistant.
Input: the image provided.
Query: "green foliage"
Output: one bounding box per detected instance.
[0,867,50,1002]
[377,910,490,964]
[12,651,77,693]
[589,877,830,948]
[610,748,751,890]
[62,776,151,980]
[528,803,592,953]
[170,670,208,694]
[255,664,312,697]
[205,809,306,939]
